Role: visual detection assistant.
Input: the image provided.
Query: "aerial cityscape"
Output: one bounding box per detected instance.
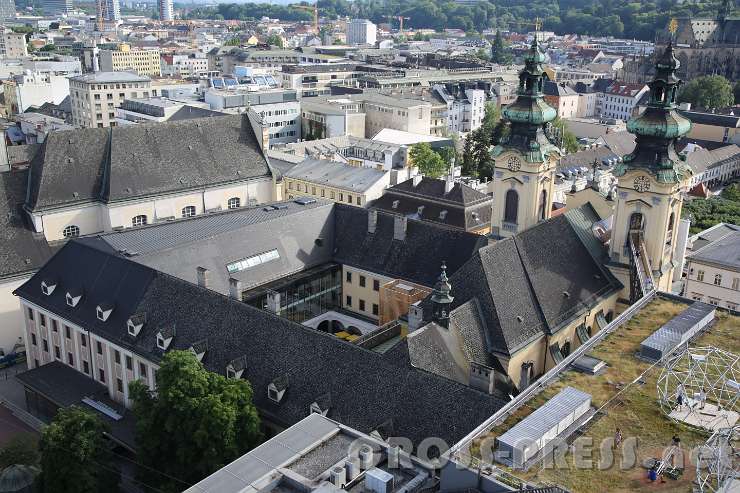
[0,0,738,492]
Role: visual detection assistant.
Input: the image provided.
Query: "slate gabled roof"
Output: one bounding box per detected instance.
[26,114,271,212]
[15,240,507,447]
[0,170,57,280]
[422,209,621,357]
[333,204,488,287]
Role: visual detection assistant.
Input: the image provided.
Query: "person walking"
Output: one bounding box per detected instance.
[614,427,623,449]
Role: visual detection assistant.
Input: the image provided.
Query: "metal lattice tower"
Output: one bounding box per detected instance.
[657,345,740,432]
[695,426,739,492]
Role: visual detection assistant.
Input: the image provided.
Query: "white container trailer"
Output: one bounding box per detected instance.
[497,386,592,469]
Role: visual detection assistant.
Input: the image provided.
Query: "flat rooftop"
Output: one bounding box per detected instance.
[70,71,151,83]
[458,297,740,493]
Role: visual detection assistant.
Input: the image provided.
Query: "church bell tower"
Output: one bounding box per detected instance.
[490,37,562,239]
[608,42,693,300]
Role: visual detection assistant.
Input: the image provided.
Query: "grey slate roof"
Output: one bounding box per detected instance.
[0,170,56,279]
[421,208,620,356]
[333,205,488,287]
[96,199,335,295]
[372,177,492,231]
[14,240,507,447]
[689,231,740,270]
[26,114,271,211]
[283,158,387,193]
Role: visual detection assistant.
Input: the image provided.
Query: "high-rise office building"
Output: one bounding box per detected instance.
[159,0,173,21]
[42,0,72,15]
[102,0,120,21]
[0,0,15,21]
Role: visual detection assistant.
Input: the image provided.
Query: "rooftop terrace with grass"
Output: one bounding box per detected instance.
[451,296,739,493]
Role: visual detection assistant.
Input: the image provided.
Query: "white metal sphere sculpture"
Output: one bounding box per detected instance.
[657,345,740,431]
[695,426,739,493]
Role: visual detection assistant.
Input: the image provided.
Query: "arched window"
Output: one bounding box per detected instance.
[227,197,241,209]
[666,212,675,245]
[132,215,148,227]
[181,206,196,218]
[538,189,548,221]
[629,212,644,231]
[62,225,80,238]
[504,189,519,224]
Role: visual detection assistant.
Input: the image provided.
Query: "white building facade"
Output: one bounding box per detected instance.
[346,19,377,46]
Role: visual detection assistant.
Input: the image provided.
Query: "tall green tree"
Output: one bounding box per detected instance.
[39,406,120,493]
[490,30,512,65]
[409,142,448,178]
[734,81,740,105]
[130,351,261,492]
[678,75,734,111]
[266,33,284,47]
[0,434,38,469]
[552,117,580,154]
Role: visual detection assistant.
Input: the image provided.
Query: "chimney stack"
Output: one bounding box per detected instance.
[228,278,242,300]
[196,267,210,288]
[444,169,455,194]
[368,209,378,234]
[393,215,407,241]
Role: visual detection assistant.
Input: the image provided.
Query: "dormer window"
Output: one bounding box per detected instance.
[41,279,57,296]
[127,313,145,337]
[96,302,114,322]
[310,392,331,416]
[189,339,208,362]
[439,210,448,221]
[226,355,247,379]
[417,205,425,216]
[268,375,288,403]
[66,289,82,307]
[392,200,399,209]
[156,325,175,351]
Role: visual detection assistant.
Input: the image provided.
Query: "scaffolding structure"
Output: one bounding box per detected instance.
[695,425,739,493]
[657,345,740,433]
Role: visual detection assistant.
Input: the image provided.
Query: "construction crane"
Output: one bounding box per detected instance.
[292,4,319,34]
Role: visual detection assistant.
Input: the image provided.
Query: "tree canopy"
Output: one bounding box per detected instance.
[490,30,512,65]
[38,406,120,493]
[130,350,261,492]
[682,188,740,234]
[409,142,448,178]
[678,75,735,111]
[266,33,284,47]
[186,0,729,41]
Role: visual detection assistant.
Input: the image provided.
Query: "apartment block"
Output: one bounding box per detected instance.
[99,44,162,77]
[69,71,152,128]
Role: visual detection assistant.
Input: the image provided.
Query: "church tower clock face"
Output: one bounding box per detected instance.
[507,155,522,172]
[633,176,651,193]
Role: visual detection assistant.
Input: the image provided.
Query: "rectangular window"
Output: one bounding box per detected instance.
[709,297,720,306]
[372,303,379,316]
[346,295,352,307]
[31,333,37,346]
[140,362,147,379]
[96,341,102,355]
[81,334,87,347]
[697,270,705,282]
[40,314,46,327]
[67,352,74,366]
[714,274,722,286]
[117,378,124,393]
[42,339,48,352]
[359,275,366,287]
[346,271,352,283]
[733,278,739,290]
[27,308,33,320]
[114,350,121,365]
[373,279,380,291]
[359,299,366,311]
[54,346,60,359]
[83,360,89,374]
[52,320,58,332]
[339,193,344,201]
[65,326,71,339]
[99,368,105,383]
[126,355,133,371]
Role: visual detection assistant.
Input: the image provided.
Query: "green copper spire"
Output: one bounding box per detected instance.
[431,262,453,328]
[614,43,693,184]
[492,37,561,163]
